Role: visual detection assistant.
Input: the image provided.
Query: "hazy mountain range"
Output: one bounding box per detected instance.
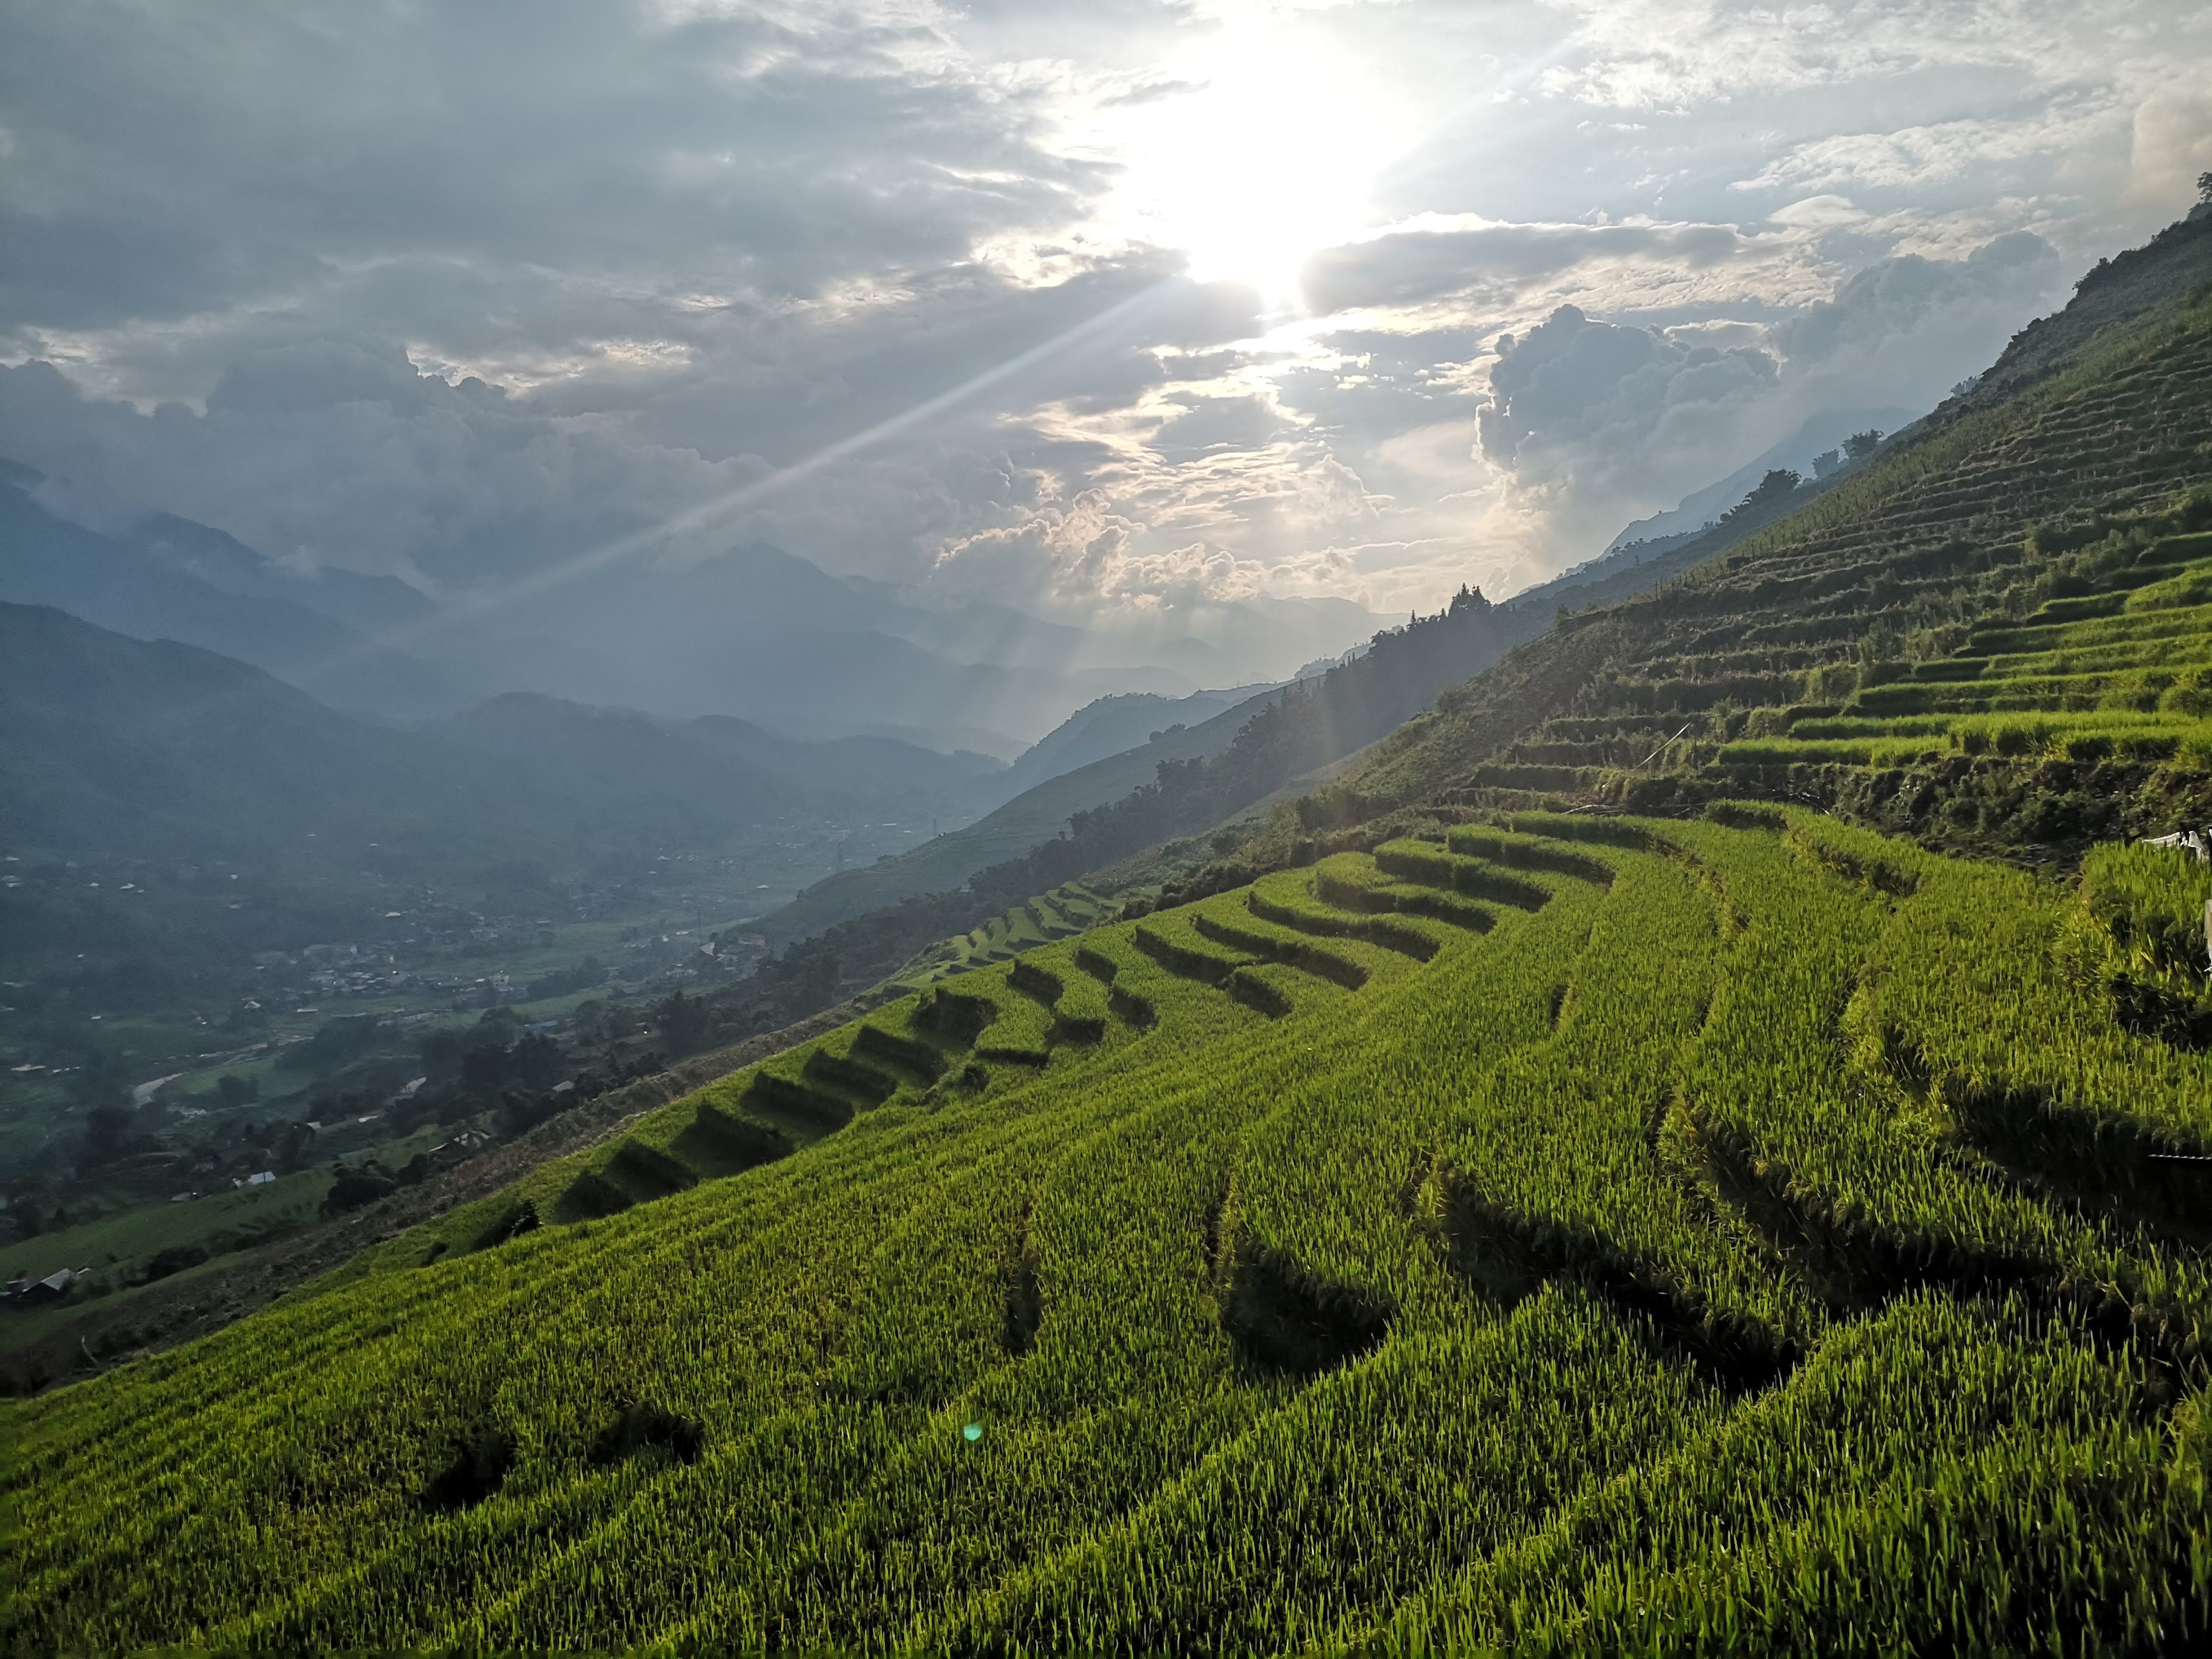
[0,460,1380,757]
[0,395,1939,920]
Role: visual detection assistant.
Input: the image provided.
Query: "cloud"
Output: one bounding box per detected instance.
[929,486,1253,610]
[1537,0,2159,113]
[0,0,1112,407]
[0,348,745,586]
[1733,99,2131,196]
[1453,227,2068,566]
[2125,75,2212,213]
[1770,229,2061,367]
[0,0,2195,649]
[1303,217,1764,317]
[1477,302,1778,489]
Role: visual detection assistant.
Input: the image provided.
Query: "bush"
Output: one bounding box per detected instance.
[322,1161,399,1217]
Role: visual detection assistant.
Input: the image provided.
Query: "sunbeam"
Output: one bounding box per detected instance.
[301,279,1180,675]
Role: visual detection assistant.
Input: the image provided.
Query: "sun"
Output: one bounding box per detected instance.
[1103,6,1410,307]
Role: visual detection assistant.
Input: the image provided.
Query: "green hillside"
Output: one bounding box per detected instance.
[1322,216,2212,848]
[13,809,2212,1652]
[884,883,1117,990]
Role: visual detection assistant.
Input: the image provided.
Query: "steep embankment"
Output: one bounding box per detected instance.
[13,811,2212,1651]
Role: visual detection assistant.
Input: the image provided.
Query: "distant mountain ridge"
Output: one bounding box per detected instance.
[757,681,1294,942]
[995,683,1279,797]
[0,604,1005,882]
[754,584,1542,953]
[0,459,1383,752]
[0,476,486,721]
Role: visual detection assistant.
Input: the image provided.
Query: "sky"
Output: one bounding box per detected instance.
[2,0,2209,629]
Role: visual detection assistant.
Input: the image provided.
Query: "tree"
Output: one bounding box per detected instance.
[2200,170,2212,205]
[654,989,712,1055]
[1722,469,1802,525]
[322,1160,398,1217]
[274,1121,316,1174]
[1845,429,1883,460]
[80,1103,140,1170]
[1448,583,1492,616]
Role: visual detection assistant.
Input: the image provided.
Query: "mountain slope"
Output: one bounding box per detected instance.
[754,681,1287,941]
[994,682,1278,797]
[0,478,483,720]
[0,607,1001,876]
[12,810,2212,1650]
[1600,404,1918,556]
[1325,211,2212,837]
[440,693,1003,819]
[752,587,1544,945]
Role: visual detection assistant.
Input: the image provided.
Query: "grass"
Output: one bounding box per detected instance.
[0,1168,336,1287]
[1694,534,2212,781]
[13,810,2212,1651]
[886,883,1120,990]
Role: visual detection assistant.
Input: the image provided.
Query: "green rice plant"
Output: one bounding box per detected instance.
[1050,974,1110,1045]
[2128,558,2212,612]
[1131,917,1250,987]
[2080,840,2212,983]
[852,1022,950,1082]
[1444,827,1615,883]
[17,808,2212,1656]
[1504,811,1658,849]
[1190,909,1369,989]
[1244,878,1442,960]
[1376,1294,2204,1657]
[1372,840,1549,909]
[1007,957,1064,1005]
[802,1045,900,1106]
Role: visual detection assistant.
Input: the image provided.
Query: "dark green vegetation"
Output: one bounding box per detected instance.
[885,883,1115,988]
[761,582,1539,947]
[0,989,714,1364]
[15,812,2212,1652]
[0,591,1002,1300]
[14,213,2212,1652]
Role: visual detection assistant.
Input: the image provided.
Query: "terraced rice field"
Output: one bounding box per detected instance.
[1374,271,2212,822]
[888,884,1114,989]
[1716,530,2212,771]
[13,810,2212,1652]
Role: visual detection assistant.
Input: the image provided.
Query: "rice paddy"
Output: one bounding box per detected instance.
[12,809,2212,1652]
